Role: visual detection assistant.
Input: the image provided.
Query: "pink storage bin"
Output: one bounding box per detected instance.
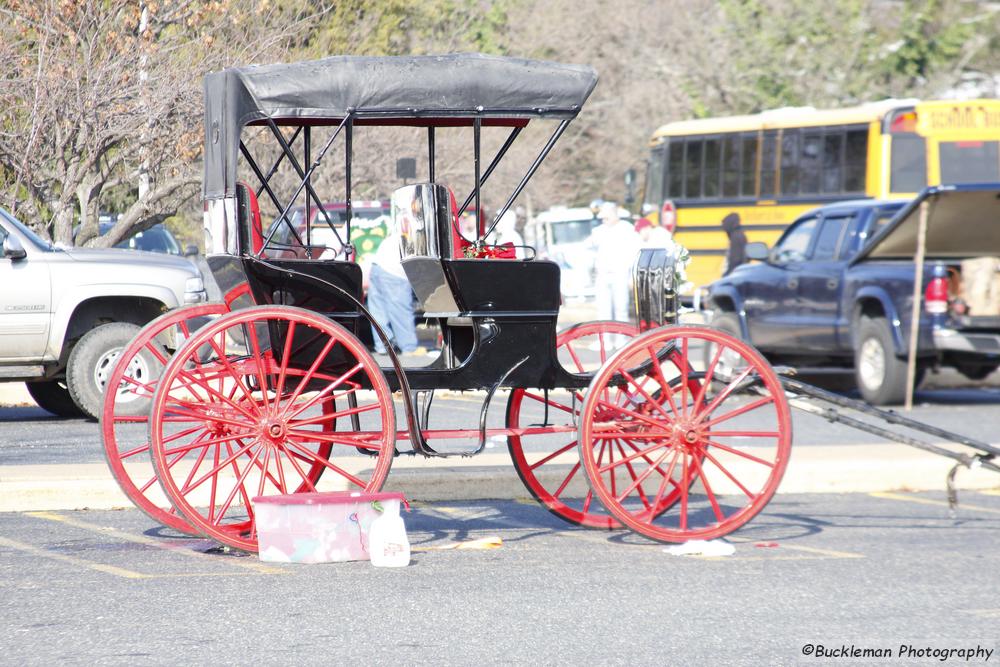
[253,491,407,564]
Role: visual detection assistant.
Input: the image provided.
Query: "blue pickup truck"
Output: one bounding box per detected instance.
[706,185,1000,405]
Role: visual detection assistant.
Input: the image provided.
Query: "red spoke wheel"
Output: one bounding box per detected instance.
[508,321,642,528]
[578,326,791,543]
[148,305,395,552]
[101,303,230,535]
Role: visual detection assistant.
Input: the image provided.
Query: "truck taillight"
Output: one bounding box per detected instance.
[660,200,676,234]
[924,265,949,315]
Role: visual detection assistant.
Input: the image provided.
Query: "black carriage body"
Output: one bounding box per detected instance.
[201,54,600,395]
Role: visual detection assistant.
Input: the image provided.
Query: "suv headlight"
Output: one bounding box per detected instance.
[184,276,207,303]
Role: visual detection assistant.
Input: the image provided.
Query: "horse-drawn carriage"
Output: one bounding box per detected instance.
[101,54,792,552]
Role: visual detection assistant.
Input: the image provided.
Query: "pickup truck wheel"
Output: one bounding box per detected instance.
[705,311,745,383]
[67,322,143,420]
[854,316,910,405]
[26,380,85,418]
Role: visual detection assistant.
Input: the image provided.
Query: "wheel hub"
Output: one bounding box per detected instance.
[261,419,287,442]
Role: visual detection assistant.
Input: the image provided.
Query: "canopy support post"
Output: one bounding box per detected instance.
[428,127,436,182]
[484,119,570,239]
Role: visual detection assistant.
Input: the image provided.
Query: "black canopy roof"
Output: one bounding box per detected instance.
[203,54,598,200]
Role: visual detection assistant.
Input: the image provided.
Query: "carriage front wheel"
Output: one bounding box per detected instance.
[578,326,791,542]
[148,305,396,552]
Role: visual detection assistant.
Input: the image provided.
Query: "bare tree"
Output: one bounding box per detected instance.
[0,0,325,246]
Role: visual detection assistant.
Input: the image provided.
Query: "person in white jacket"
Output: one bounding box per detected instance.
[587,202,640,344]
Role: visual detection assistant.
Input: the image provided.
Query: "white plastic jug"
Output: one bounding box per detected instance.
[368,498,410,567]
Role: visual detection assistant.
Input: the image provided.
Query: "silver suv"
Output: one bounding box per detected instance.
[0,208,207,418]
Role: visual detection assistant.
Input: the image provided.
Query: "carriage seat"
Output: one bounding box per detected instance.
[399,183,557,318]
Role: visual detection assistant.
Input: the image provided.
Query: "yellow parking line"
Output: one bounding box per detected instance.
[0,536,149,579]
[870,492,1000,515]
[26,511,285,575]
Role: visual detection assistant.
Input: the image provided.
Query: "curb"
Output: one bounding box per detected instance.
[1,445,997,514]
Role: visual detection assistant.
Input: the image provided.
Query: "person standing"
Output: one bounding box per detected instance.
[367,226,420,355]
[489,209,525,258]
[587,202,640,342]
[721,212,748,275]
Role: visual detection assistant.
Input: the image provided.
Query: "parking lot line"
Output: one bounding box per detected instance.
[869,491,1000,515]
[0,535,149,580]
[25,511,285,575]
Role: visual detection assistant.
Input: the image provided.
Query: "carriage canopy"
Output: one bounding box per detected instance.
[203,53,599,200]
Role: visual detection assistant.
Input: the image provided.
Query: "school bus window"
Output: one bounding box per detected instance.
[844,128,868,192]
[667,140,684,197]
[644,145,666,211]
[780,129,801,196]
[760,131,778,196]
[939,141,1000,184]
[721,134,741,197]
[703,137,721,198]
[685,138,703,198]
[889,134,926,192]
[822,132,844,193]
[800,132,822,193]
[741,134,758,196]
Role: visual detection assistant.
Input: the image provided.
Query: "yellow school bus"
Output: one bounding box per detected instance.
[640,98,1000,291]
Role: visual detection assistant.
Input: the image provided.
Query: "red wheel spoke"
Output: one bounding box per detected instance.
[592,430,673,440]
[552,462,582,497]
[565,341,585,373]
[700,364,755,417]
[199,332,260,409]
[699,395,776,428]
[707,430,780,438]
[172,366,260,422]
[212,445,261,527]
[614,441,654,511]
[184,439,256,491]
[245,318,275,415]
[620,436,680,486]
[287,392,374,426]
[283,439,369,489]
[161,430,248,455]
[521,391,577,416]
[646,345,681,419]
[256,447,272,498]
[679,452,690,531]
[701,449,757,499]
[273,320,297,401]
[597,439,667,473]
[703,439,776,468]
[593,397,675,432]
[528,440,578,470]
[617,366,676,424]
[282,445,319,493]
[278,334,339,411]
[692,339,725,410]
[690,452,725,522]
[679,337,690,419]
[616,446,670,503]
[649,448,682,513]
[286,429,385,448]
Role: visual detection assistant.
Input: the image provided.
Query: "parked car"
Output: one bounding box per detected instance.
[0,208,207,418]
[705,185,1000,404]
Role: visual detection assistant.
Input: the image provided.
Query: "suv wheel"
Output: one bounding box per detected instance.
[66,322,143,420]
[854,316,922,405]
[26,380,85,418]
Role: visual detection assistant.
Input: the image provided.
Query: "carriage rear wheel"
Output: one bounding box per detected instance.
[101,302,227,534]
[100,284,267,535]
[148,305,395,552]
[578,326,791,543]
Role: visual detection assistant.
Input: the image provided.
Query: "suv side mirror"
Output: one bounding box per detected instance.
[3,235,27,261]
[746,241,768,261]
